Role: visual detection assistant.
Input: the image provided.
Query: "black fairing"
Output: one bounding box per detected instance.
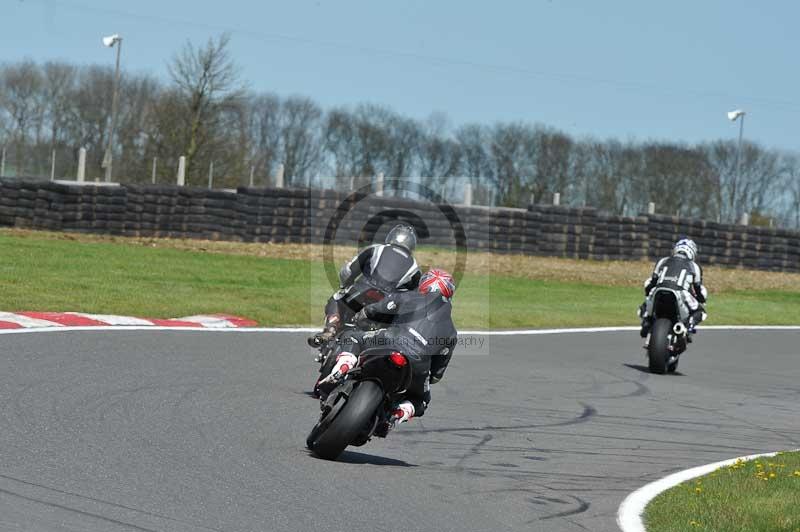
[356,348,414,396]
[653,291,679,323]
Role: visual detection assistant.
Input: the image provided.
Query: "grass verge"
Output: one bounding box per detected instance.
[1,229,799,328]
[645,451,800,532]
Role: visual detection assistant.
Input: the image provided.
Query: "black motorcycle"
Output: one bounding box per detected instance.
[644,287,690,374]
[312,269,411,397]
[307,348,414,460]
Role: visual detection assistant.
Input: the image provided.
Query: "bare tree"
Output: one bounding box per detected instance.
[245,93,281,185]
[115,74,161,181]
[780,153,800,228]
[582,139,640,215]
[168,33,242,181]
[701,140,783,223]
[417,114,461,199]
[0,61,45,175]
[488,123,537,207]
[64,66,114,178]
[322,104,392,187]
[42,62,77,147]
[531,126,573,204]
[279,96,323,185]
[632,142,716,218]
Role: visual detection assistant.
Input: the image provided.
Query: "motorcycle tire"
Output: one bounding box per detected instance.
[648,318,672,375]
[307,380,383,461]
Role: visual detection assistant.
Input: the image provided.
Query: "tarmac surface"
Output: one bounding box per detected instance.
[0,329,797,532]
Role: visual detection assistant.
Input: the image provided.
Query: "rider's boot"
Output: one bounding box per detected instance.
[315,352,357,400]
[686,317,696,343]
[318,352,357,386]
[392,401,415,424]
[374,400,415,438]
[638,303,651,339]
[639,318,651,339]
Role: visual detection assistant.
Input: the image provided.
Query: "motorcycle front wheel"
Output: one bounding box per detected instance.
[307,380,383,460]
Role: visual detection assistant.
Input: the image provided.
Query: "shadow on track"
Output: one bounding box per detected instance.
[623,363,685,376]
[307,450,416,467]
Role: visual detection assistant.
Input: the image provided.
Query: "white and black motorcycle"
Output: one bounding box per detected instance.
[642,286,693,374]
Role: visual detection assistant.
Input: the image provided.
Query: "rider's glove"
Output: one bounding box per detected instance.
[307,327,336,348]
[355,309,375,330]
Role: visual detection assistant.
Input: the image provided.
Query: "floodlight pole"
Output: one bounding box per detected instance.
[103,36,123,182]
[734,113,745,192]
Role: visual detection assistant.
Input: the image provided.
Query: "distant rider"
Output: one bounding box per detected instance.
[318,269,458,432]
[308,223,421,347]
[639,238,708,339]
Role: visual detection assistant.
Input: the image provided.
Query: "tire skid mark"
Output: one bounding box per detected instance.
[397,403,598,436]
[0,474,225,532]
[537,495,591,520]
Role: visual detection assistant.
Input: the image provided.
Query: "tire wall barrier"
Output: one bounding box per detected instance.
[1,179,798,273]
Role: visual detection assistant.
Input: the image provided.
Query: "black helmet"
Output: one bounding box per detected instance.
[385,224,417,252]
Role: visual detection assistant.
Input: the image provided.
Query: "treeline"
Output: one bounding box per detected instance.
[1,34,798,227]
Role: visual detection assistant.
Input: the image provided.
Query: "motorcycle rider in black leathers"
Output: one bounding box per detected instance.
[318,269,457,431]
[308,224,421,348]
[639,238,708,339]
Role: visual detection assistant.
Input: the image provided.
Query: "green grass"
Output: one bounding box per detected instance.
[1,232,799,328]
[645,451,800,532]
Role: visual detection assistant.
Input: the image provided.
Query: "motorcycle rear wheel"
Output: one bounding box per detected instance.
[648,318,672,374]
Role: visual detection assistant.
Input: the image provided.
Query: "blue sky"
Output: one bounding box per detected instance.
[3,0,799,151]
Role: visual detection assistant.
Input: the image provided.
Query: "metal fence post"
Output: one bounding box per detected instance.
[275,164,285,188]
[177,156,186,186]
[648,202,656,215]
[553,192,561,206]
[463,182,473,206]
[376,172,384,197]
[50,150,56,181]
[208,161,214,189]
[151,157,157,184]
[77,148,86,182]
[249,166,255,187]
[0,147,5,177]
[740,212,750,226]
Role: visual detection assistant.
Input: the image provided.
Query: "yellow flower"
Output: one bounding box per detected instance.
[695,487,702,494]
[792,470,800,477]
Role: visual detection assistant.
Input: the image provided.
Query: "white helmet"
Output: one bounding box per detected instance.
[673,238,698,261]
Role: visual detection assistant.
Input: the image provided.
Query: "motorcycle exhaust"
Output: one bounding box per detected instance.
[673,322,687,337]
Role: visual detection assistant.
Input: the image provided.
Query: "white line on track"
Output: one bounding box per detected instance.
[616,449,800,532]
[0,325,798,336]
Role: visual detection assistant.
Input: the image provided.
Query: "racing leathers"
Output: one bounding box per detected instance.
[639,255,708,338]
[318,243,421,338]
[325,290,457,419]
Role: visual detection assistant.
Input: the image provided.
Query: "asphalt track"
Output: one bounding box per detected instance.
[0,330,797,532]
